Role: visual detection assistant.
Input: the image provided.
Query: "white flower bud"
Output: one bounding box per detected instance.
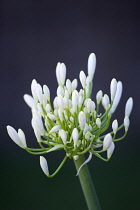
[45,104,51,113]
[72,128,79,148]
[57,95,64,109]
[86,76,91,86]
[89,124,92,131]
[56,62,61,85]
[73,155,79,160]
[83,123,89,134]
[103,133,112,151]
[125,97,133,117]
[110,78,117,101]
[110,81,123,114]
[79,89,84,96]
[18,129,27,148]
[88,53,96,81]
[59,130,67,144]
[94,110,97,118]
[86,99,92,113]
[96,118,101,128]
[58,108,64,121]
[33,125,41,142]
[112,120,118,134]
[7,126,26,148]
[40,156,49,176]
[64,89,69,98]
[36,83,43,103]
[57,86,64,97]
[59,63,66,85]
[42,94,48,106]
[66,79,72,94]
[84,98,89,106]
[85,131,91,140]
[79,71,86,88]
[47,113,56,121]
[24,94,36,109]
[43,85,50,101]
[91,101,96,110]
[72,79,78,91]
[63,96,69,108]
[53,97,58,109]
[72,90,79,108]
[124,116,130,132]
[107,142,115,159]
[102,94,110,110]
[54,109,58,117]
[49,125,60,133]
[83,107,87,114]
[32,112,44,135]
[96,90,103,104]
[78,111,86,130]
[31,79,38,101]
[78,96,84,108]
[37,103,44,116]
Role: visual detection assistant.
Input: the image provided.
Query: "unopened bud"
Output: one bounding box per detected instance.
[96,90,103,104]
[73,155,79,160]
[43,85,50,101]
[66,79,72,94]
[125,97,133,117]
[59,130,67,144]
[40,156,49,176]
[72,90,79,108]
[72,79,78,91]
[102,94,110,110]
[72,128,79,148]
[78,111,86,130]
[103,133,112,151]
[49,125,60,133]
[57,86,64,96]
[110,78,117,101]
[24,94,36,109]
[107,142,115,159]
[96,118,101,128]
[124,116,130,132]
[88,53,96,81]
[112,120,118,134]
[110,81,123,113]
[79,71,86,88]
[59,63,66,85]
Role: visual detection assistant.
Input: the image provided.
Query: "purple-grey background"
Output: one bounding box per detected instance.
[0,0,139,209]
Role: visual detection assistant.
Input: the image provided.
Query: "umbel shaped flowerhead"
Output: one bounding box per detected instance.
[7,53,133,177]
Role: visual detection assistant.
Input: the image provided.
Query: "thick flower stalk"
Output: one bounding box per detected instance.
[7,53,133,178]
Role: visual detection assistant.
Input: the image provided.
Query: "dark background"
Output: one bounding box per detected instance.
[0,0,139,209]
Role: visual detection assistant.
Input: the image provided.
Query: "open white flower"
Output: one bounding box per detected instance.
[7,53,133,177]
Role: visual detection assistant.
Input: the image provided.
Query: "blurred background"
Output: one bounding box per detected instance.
[1,0,139,209]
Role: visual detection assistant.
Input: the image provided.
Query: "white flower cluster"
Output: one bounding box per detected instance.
[7,53,133,177]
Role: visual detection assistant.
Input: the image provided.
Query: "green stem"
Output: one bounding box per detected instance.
[48,155,68,178]
[74,155,101,210]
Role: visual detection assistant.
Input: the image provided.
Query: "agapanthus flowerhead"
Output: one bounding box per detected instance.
[7,53,133,177]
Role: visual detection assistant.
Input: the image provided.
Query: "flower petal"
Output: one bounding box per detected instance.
[76,152,92,176]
